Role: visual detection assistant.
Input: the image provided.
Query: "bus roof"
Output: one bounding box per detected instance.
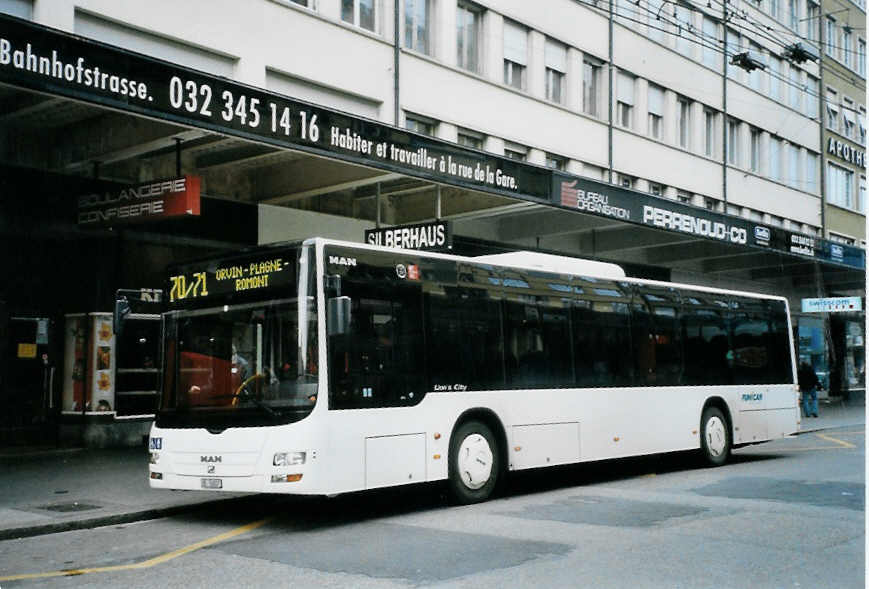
[313,237,789,305]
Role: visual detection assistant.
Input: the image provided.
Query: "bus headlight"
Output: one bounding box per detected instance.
[273,452,306,466]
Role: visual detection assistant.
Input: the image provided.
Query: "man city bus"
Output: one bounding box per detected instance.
[144,237,799,503]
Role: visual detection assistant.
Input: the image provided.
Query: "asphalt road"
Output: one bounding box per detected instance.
[0,427,863,588]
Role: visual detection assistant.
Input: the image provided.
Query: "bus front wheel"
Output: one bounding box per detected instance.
[700,406,731,466]
[448,420,500,504]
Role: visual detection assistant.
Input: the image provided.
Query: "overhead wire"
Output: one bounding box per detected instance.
[573,0,866,116]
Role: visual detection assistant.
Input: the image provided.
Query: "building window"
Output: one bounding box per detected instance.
[770,137,781,181]
[457,128,483,150]
[677,98,691,149]
[843,98,856,138]
[826,17,836,57]
[546,154,566,170]
[503,20,527,90]
[456,2,482,73]
[704,109,717,157]
[705,198,719,211]
[859,40,866,78]
[826,89,838,131]
[702,17,717,68]
[769,0,780,21]
[405,113,435,136]
[749,42,764,91]
[843,28,852,68]
[806,152,818,193]
[789,66,801,110]
[725,28,741,79]
[647,0,667,43]
[545,39,567,104]
[342,0,377,32]
[806,0,819,40]
[583,59,601,117]
[768,56,780,101]
[788,0,798,30]
[648,84,664,139]
[504,143,527,161]
[674,9,692,56]
[617,72,635,129]
[750,127,760,172]
[405,0,431,55]
[805,75,819,118]
[827,162,854,208]
[788,144,800,188]
[859,108,866,145]
[676,190,692,203]
[649,182,664,196]
[860,176,866,212]
[727,118,739,165]
[619,174,634,188]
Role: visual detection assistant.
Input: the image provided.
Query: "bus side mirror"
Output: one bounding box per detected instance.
[327,296,352,336]
[113,297,131,335]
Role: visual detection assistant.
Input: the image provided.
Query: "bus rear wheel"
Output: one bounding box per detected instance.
[448,420,500,504]
[700,406,731,466]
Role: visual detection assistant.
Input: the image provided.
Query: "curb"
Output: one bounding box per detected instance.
[0,495,256,542]
[796,422,866,435]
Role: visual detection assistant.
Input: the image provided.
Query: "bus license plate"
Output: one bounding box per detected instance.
[201,478,223,489]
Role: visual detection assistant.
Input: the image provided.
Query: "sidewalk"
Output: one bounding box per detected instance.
[0,399,864,541]
[0,446,251,541]
[797,395,866,433]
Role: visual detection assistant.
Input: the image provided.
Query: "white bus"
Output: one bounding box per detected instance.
[146,237,799,503]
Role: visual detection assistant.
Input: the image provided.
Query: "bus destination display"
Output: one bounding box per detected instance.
[169,255,293,303]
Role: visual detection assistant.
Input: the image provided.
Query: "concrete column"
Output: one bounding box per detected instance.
[566,47,582,112]
[485,135,505,155]
[566,159,584,176]
[438,121,458,143]
[664,89,678,145]
[528,148,546,166]
[691,101,704,153]
[318,0,341,21]
[484,11,503,84]
[738,122,751,170]
[636,78,649,137]
[437,0,457,67]
[759,131,770,177]
[636,178,650,193]
[528,30,545,99]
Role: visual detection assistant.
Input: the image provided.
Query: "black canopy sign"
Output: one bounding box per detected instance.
[0,14,550,203]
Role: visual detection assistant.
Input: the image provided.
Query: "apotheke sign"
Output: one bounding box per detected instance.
[827,137,865,168]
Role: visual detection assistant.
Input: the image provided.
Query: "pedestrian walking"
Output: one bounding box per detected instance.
[798,361,820,418]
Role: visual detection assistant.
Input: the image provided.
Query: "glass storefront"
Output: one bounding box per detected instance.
[843,318,865,395]
[798,316,830,393]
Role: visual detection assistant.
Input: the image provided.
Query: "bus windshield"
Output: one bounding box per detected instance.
[159,291,318,428]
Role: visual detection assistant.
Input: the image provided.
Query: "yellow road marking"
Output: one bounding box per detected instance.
[0,517,271,582]
[815,432,857,449]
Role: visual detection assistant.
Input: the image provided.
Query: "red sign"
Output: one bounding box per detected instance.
[77,176,201,226]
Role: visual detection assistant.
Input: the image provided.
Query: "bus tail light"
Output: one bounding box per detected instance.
[150,472,163,480]
[271,474,303,483]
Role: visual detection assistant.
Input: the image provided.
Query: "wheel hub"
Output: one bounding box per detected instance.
[705,415,727,457]
[457,433,493,490]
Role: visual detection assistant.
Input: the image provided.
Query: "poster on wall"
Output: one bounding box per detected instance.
[62,312,115,413]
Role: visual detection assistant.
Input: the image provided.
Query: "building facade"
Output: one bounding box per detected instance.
[0,0,864,445]
[817,0,866,398]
